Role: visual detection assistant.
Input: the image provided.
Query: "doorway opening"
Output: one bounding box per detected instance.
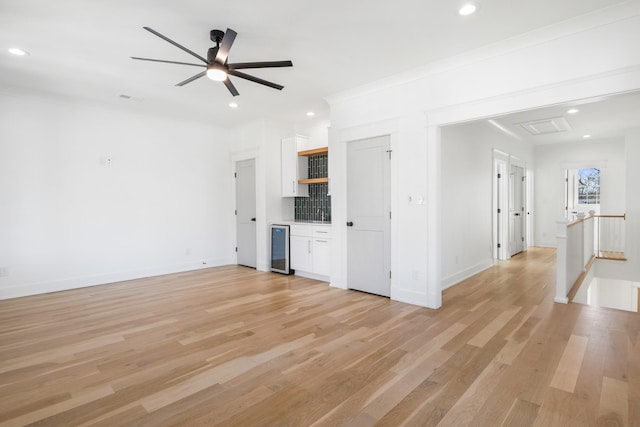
[492,150,529,260]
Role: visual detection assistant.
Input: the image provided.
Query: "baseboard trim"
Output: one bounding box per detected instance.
[0,258,234,300]
[391,286,433,308]
[441,259,495,290]
[535,241,557,248]
[293,270,330,283]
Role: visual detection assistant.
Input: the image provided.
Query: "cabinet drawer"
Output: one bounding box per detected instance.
[312,226,332,238]
[290,224,313,237]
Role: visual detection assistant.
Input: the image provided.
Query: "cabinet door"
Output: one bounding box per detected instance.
[313,238,331,276]
[290,235,313,272]
[281,137,309,197]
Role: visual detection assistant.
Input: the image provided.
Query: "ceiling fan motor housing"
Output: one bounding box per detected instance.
[210,29,225,44]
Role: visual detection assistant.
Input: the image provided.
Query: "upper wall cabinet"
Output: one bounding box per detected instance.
[282,135,309,197]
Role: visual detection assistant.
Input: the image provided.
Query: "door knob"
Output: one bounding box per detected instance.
[346,221,354,227]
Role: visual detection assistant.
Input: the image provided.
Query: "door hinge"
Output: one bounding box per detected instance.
[386,149,392,160]
[522,176,525,182]
[235,209,237,215]
[389,211,392,220]
[497,243,501,249]
[235,247,238,252]
[389,271,392,279]
[497,173,501,179]
[522,237,525,242]
[497,208,501,213]
[234,172,237,178]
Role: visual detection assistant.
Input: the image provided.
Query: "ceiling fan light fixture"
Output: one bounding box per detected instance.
[206,64,227,82]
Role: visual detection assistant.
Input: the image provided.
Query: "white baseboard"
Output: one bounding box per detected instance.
[441,259,495,290]
[535,240,557,248]
[391,286,433,308]
[0,257,234,300]
[554,296,569,304]
[293,270,330,283]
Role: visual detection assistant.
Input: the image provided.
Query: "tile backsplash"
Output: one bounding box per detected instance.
[295,153,331,221]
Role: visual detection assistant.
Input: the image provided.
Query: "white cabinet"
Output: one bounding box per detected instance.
[312,238,331,276]
[289,224,331,279]
[281,136,309,197]
[290,235,313,272]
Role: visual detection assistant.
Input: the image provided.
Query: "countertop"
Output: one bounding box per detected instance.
[274,220,331,226]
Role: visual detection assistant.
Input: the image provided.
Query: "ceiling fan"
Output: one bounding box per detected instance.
[132,27,293,97]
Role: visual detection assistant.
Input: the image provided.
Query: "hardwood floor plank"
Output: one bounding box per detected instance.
[597,376,629,426]
[468,306,521,348]
[550,334,589,393]
[501,398,540,427]
[0,249,638,426]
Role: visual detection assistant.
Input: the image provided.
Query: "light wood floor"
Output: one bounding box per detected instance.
[0,248,638,426]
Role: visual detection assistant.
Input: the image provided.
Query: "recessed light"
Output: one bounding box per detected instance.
[458,3,478,16]
[8,47,28,56]
[229,102,238,108]
[583,134,591,139]
[306,111,315,117]
[567,108,579,114]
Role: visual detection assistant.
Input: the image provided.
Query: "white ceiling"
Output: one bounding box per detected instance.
[0,0,628,128]
[481,90,640,145]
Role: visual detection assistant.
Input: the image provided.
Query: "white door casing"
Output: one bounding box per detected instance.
[236,158,257,268]
[493,156,508,260]
[346,135,391,297]
[509,164,525,256]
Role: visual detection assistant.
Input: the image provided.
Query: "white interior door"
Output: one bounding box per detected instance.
[509,164,525,256]
[236,159,256,268]
[347,136,391,297]
[493,159,508,260]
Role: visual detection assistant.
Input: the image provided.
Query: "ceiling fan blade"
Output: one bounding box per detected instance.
[131,57,206,67]
[214,28,237,64]
[175,71,207,87]
[228,70,284,90]
[228,60,293,70]
[143,27,209,64]
[223,78,240,97]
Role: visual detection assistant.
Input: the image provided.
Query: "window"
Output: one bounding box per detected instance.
[565,167,601,217]
[577,168,600,205]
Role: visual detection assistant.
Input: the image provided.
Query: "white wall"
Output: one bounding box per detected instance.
[440,121,533,289]
[0,93,234,299]
[327,2,640,308]
[534,138,626,247]
[596,127,640,281]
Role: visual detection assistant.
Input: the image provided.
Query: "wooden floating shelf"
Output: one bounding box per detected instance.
[298,177,329,184]
[298,147,328,156]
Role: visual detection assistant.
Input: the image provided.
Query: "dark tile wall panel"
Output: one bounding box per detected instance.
[294,153,331,221]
